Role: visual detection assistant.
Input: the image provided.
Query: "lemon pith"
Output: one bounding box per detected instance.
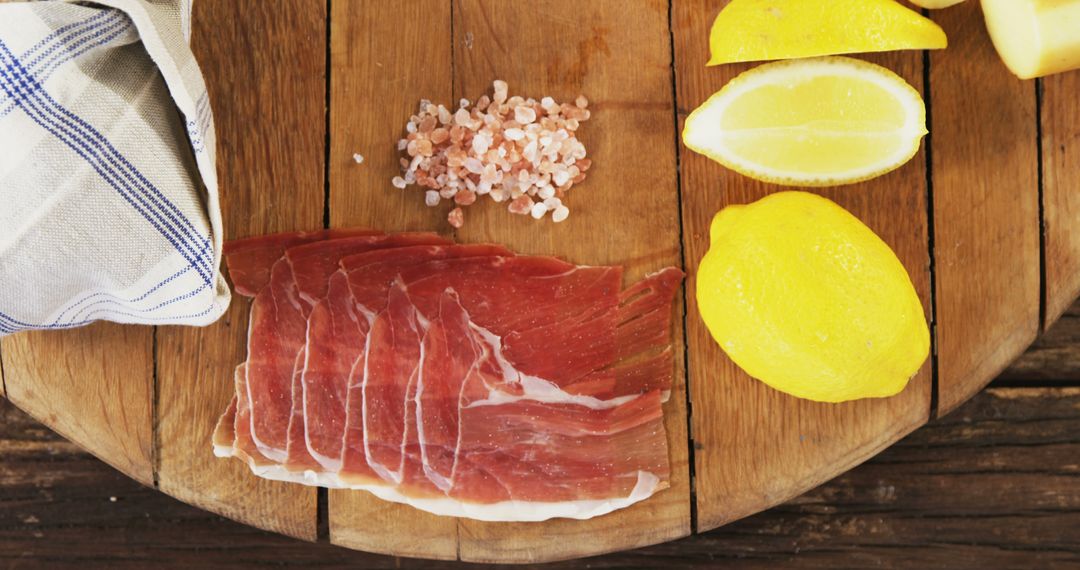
[696,192,930,403]
[708,0,948,65]
[682,57,928,187]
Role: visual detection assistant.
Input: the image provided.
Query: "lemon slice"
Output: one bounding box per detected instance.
[708,0,947,65]
[682,57,927,187]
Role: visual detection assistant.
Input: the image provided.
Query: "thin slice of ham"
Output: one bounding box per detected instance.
[306,244,513,478]
[213,228,381,466]
[233,233,449,466]
[225,229,381,297]
[279,234,450,473]
[366,287,669,519]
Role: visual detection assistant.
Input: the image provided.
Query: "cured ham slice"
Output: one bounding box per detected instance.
[280,234,450,473]
[368,287,669,519]
[228,233,448,467]
[225,228,381,297]
[308,244,513,478]
[214,229,382,471]
[213,229,683,522]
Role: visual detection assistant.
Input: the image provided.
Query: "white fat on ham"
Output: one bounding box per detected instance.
[463,324,639,410]
[345,470,660,522]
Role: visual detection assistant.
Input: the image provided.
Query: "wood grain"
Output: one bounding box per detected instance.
[450,0,690,562]
[929,3,1041,415]
[1041,70,1080,330]
[1001,299,1080,384]
[0,324,153,486]
[672,0,933,533]
[326,0,458,560]
[153,0,327,541]
[4,383,1079,568]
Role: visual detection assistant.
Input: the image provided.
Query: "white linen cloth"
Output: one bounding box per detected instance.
[0,0,229,336]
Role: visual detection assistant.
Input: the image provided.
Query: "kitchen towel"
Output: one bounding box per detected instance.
[0,0,229,336]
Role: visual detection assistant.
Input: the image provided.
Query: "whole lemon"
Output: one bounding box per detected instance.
[696,191,929,403]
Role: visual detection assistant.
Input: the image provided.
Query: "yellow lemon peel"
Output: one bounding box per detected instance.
[708,0,947,65]
[696,191,930,403]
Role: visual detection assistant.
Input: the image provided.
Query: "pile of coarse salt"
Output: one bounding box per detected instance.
[393,80,592,228]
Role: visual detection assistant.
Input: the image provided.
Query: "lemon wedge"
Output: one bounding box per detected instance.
[696,191,929,403]
[708,0,947,65]
[682,57,928,187]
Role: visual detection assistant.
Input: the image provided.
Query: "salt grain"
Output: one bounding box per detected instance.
[393,80,591,226]
[509,195,534,215]
[448,207,464,228]
[514,105,537,124]
[493,80,508,104]
[353,153,364,165]
[454,108,472,126]
[455,189,477,205]
[464,157,484,174]
[472,135,490,155]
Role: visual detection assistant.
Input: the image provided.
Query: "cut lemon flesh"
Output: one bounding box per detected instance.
[683,57,928,187]
[708,0,948,65]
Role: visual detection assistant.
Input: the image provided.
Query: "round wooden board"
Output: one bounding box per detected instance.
[2,0,1078,564]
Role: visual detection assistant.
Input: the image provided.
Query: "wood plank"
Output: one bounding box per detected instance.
[929,2,1041,415]
[326,0,458,560]
[1001,298,1080,384]
[4,385,1079,568]
[450,0,689,562]
[673,0,933,533]
[1041,69,1080,330]
[0,324,153,485]
[153,0,326,541]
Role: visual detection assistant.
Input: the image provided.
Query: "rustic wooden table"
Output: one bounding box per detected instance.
[2,0,1079,565]
[1,301,1077,568]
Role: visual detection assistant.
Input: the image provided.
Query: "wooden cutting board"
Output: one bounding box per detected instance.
[1,0,1077,563]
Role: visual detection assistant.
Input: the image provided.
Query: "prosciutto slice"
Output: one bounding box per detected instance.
[228,233,448,467]
[212,229,683,522]
[308,244,513,479]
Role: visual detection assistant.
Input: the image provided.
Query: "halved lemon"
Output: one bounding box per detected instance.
[682,57,928,187]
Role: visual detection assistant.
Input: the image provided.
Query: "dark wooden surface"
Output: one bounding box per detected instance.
[1,300,1077,569]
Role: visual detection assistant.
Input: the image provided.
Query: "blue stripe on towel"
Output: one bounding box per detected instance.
[48,238,213,326]
[0,301,218,333]
[0,40,214,285]
[0,11,130,117]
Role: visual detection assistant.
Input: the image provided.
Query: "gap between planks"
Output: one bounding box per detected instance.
[1035,77,1047,335]
[666,0,699,536]
[920,40,941,421]
[317,0,335,542]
